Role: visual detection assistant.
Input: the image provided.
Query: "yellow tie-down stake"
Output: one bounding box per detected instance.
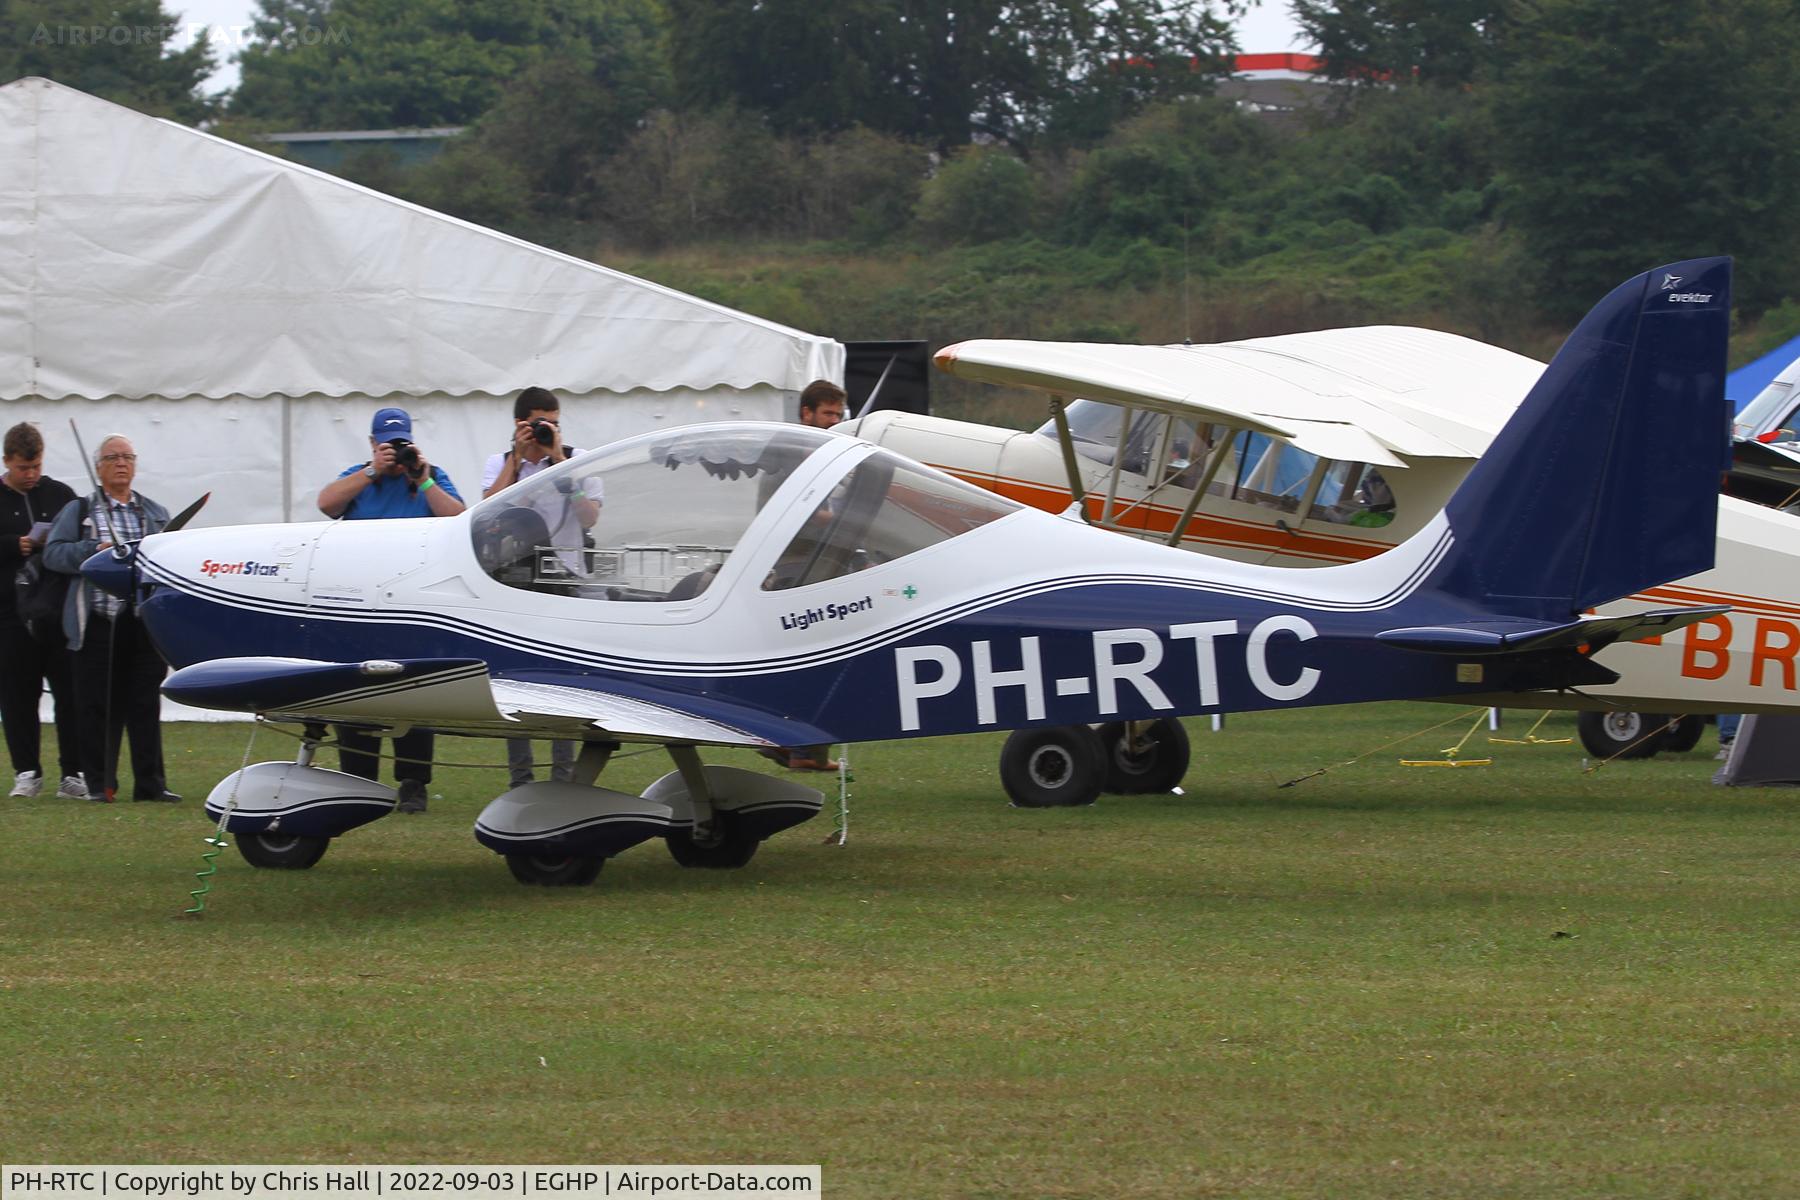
[1401,710,1493,767]
[1487,710,1572,746]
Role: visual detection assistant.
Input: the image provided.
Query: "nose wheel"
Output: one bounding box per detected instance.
[235,831,331,870]
[505,853,605,886]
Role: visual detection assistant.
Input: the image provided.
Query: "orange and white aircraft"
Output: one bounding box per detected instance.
[842,322,1795,759]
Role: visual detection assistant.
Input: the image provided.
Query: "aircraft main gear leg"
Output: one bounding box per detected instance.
[570,739,618,786]
[1099,718,1191,794]
[999,725,1106,807]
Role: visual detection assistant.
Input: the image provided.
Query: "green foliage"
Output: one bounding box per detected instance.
[914,145,1038,245]
[1061,97,1268,248]
[232,0,669,131]
[1487,0,1800,318]
[665,0,1243,149]
[0,0,216,122]
[1294,0,1512,87]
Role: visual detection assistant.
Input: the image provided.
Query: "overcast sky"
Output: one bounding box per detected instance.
[169,0,1314,96]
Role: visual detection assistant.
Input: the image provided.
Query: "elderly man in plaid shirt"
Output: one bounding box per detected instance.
[43,434,177,803]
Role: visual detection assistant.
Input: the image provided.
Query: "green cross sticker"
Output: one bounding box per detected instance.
[902,585,918,600]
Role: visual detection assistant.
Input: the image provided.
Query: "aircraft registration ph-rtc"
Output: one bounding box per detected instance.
[849,262,1799,762]
[86,257,1731,887]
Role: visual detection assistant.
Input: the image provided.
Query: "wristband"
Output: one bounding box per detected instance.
[418,476,435,492]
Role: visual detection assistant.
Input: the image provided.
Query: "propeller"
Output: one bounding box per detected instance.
[81,492,209,599]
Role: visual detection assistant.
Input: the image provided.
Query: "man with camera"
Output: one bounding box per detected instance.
[317,408,465,812]
[319,407,466,520]
[481,387,600,787]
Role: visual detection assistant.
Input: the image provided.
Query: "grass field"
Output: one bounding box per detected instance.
[1,704,1795,1198]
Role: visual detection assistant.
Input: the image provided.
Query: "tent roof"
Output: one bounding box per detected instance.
[0,77,841,402]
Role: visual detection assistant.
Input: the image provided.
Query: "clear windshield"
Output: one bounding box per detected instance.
[472,424,833,601]
[763,449,1022,591]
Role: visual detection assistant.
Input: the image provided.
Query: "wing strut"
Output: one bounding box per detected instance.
[1047,396,1093,524]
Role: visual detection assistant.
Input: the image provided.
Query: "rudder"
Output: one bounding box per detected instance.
[1430,257,1731,620]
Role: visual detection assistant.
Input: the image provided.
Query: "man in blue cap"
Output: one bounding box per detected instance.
[316,407,466,811]
[318,406,466,521]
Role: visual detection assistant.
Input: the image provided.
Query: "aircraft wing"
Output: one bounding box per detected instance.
[162,657,793,747]
[934,329,1548,466]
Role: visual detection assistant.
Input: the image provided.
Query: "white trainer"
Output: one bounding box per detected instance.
[10,770,43,798]
[57,775,89,799]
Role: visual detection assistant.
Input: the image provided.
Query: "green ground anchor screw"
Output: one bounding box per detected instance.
[185,833,231,915]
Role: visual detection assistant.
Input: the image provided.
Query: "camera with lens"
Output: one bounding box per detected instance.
[386,437,423,475]
[529,419,557,447]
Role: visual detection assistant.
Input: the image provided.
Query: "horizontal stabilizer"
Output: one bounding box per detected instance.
[1378,605,1730,656]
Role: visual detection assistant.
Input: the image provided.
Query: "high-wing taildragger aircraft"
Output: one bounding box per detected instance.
[92,258,1730,886]
[849,267,1786,772]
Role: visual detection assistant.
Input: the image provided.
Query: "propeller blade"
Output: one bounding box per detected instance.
[164,492,211,533]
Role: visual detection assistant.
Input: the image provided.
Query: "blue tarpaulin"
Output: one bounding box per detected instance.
[1728,335,1800,411]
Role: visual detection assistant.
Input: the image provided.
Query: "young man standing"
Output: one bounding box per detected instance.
[317,408,465,812]
[0,423,83,799]
[481,387,601,787]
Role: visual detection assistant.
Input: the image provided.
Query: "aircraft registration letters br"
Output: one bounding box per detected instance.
[895,615,1322,731]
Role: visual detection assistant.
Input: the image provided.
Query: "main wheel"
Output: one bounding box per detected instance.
[999,725,1107,808]
[1658,714,1706,753]
[235,831,330,870]
[505,853,604,886]
[666,814,759,869]
[1098,719,1191,794]
[1576,710,1663,759]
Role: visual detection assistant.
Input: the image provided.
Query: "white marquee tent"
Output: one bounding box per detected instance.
[0,77,844,525]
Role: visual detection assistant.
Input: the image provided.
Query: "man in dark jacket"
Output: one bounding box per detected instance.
[43,434,176,803]
[0,422,82,799]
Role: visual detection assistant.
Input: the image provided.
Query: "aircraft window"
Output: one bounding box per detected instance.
[1306,461,1396,526]
[1226,432,1315,514]
[763,451,1021,591]
[1037,399,1165,471]
[472,425,828,601]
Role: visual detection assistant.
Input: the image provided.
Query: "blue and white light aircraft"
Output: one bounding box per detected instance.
[91,258,1732,887]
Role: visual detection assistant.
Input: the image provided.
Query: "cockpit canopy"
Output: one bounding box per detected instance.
[471,423,1021,602]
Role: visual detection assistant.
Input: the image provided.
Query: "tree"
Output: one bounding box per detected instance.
[664,0,1244,150]
[1486,0,1800,316]
[1292,0,1511,88]
[1,0,217,122]
[232,0,667,130]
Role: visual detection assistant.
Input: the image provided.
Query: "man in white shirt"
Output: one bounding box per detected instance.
[481,388,602,787]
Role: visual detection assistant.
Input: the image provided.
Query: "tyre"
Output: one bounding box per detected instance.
[1658,714,1706,753]
[999,725,1107,808]
[235,831,330,870]
[666,814,759,869]
[505,853,604,886]
[1576,710,1662,759]
[1098,719,1191,794]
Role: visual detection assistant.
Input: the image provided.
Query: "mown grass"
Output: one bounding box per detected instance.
[1,704,1795,1198]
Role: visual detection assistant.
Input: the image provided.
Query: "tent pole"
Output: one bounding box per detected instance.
[281,395,292,522]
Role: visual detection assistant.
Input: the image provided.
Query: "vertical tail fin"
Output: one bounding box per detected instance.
[1429,257,1731,619]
